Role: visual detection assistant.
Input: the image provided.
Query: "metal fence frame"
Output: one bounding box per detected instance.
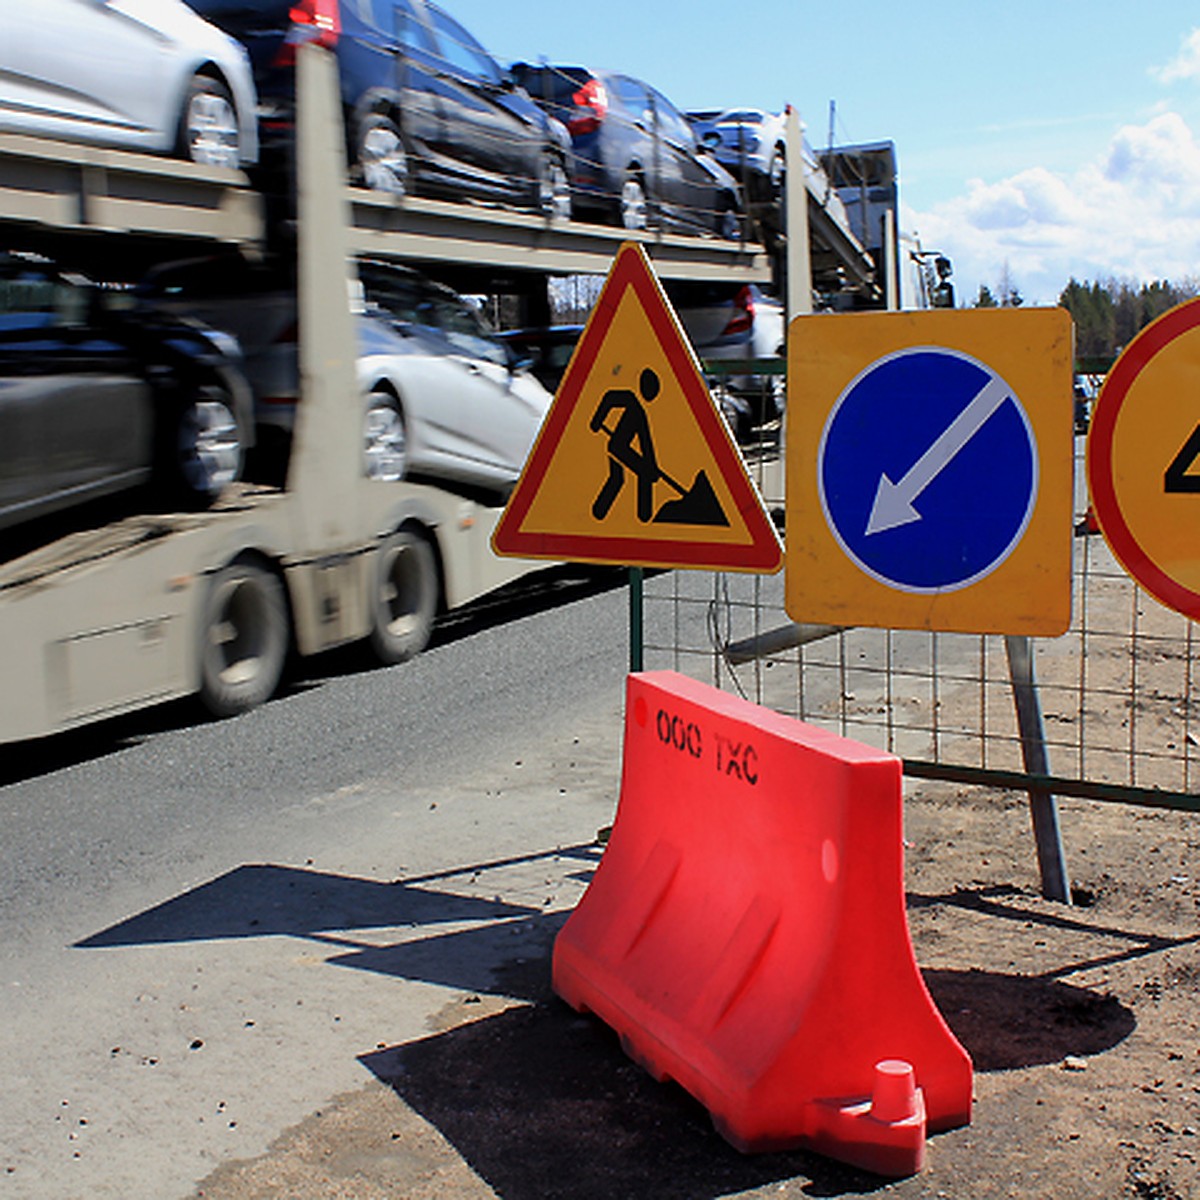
[639,361,1200,900]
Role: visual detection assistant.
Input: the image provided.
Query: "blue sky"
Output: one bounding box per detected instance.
[444,0,1200,305]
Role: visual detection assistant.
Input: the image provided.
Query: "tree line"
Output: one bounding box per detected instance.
[1057,278,1199,368]
[972,275,1200,370]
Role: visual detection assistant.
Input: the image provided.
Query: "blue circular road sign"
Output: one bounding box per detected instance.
[818,347,1038,593]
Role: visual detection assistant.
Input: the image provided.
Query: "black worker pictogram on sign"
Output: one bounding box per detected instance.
[590,367,729,527]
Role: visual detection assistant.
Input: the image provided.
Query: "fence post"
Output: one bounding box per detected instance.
[1004,635,1072,903]
[629,566,644,672]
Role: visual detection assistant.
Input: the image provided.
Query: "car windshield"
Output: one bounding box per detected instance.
[427,294,505,363]
[362,270,426,324]
[0,266,88,327]
[650,89,694,147]
[362,268,507,366]
[398,3,437,53]
[0,272,56,317]
[512,64,588,112]
[610,75,649,121]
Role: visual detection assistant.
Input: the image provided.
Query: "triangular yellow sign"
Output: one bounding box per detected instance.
[493,243,782,573]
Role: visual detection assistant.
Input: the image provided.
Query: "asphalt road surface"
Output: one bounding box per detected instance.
[0,566,632,1198]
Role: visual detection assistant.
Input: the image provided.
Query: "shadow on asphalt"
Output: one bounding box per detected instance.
[292,562,630,691]
[74,862,535,949]
[74,844,601,967]
[0,693,203,788]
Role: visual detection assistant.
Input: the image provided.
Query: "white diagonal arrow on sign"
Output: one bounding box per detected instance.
[865,375,1013,536]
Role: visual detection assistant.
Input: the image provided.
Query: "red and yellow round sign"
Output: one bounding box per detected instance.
[1088,298,1200,619]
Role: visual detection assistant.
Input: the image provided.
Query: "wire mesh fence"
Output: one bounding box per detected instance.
[642,363,1200,812]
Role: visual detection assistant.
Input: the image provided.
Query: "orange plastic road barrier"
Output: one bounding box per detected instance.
[553,670,972,1176]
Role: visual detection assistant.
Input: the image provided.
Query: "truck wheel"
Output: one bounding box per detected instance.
[199,559,289,717]
[368,528,438,665]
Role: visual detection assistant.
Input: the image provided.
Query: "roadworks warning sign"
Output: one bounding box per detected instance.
[493,243,781,573]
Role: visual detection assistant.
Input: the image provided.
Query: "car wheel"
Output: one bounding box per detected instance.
[713,384,752,443]
[766,374,786,423]
[716,196,742,241]
[368,527,439,665]
[769,146,786,198]
[357,113,408,194]
[363,391,407,481]
[620,172,648,230]
[165,382,243,506]
[179,74,241,169]
[539,152,572,221]
[198,557,290,718]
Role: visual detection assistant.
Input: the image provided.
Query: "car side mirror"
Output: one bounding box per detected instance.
[507,347,535,375]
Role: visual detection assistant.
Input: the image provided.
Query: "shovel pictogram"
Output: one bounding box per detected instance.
[652,465,729,527]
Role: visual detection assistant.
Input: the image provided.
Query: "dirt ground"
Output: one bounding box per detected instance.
[187,734,1200,1200]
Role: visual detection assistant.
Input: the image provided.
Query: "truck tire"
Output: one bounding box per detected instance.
[368,528,438,665]
[199,558,290,717]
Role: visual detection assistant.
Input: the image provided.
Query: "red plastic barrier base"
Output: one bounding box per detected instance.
[554,671,972,1176]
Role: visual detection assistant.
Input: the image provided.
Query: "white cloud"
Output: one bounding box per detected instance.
[958,167,1086,231]
[911,112,1200,305]
[1103,111,1200,188]
[1153,28,1200,84]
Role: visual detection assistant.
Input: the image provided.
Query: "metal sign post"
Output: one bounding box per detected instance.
[1005,634,1072,903]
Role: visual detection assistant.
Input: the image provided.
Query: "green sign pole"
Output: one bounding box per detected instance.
[629,566,644,672]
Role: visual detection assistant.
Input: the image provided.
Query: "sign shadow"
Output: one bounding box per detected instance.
[75,862,543,949]
[73,845,602,1001]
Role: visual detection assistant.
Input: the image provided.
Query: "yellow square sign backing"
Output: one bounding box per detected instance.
[786,307,1074,635]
